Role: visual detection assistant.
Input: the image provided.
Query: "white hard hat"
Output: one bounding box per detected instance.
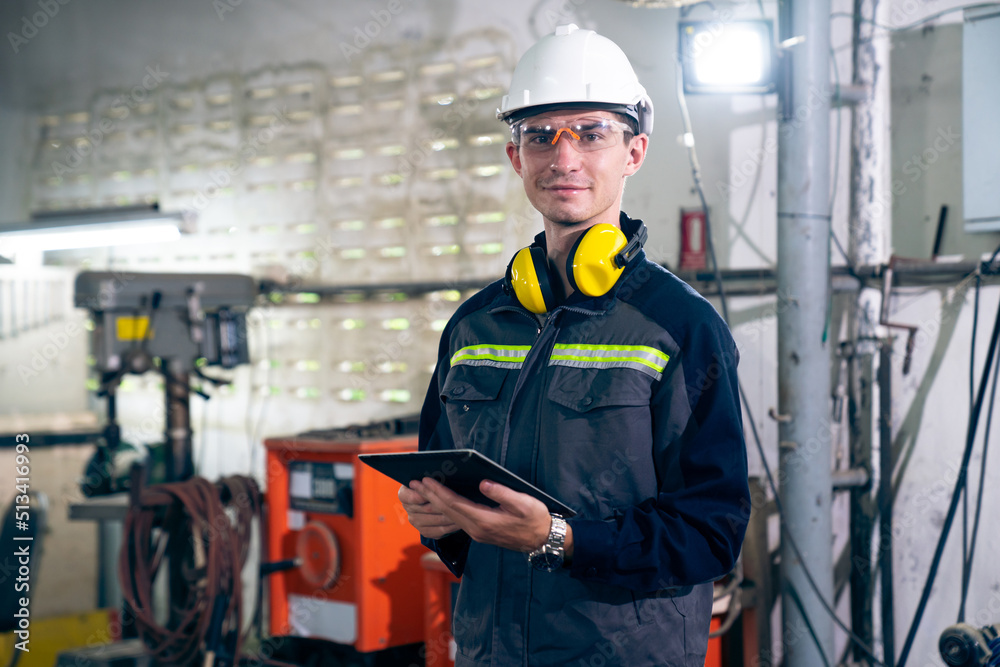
[498,24,654,135]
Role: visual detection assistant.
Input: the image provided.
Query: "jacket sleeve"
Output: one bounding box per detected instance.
[566,314,750,593]
[416,339,472,578]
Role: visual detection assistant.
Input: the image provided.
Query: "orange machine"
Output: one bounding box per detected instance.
[265,434,425,654]
[421,552,461,667]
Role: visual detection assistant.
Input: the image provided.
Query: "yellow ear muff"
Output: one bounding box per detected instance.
[566,223,629,297]
[506,246,557,314]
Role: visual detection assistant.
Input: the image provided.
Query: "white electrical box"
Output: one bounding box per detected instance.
[963,8,1000,232]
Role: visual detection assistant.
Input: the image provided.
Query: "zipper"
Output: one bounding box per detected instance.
[490,304,542,335]
[529,311,560,485]
[560,304,606,317]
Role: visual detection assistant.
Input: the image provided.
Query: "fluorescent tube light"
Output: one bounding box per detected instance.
[0,204,189,256]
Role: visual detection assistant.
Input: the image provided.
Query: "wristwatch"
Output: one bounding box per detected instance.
[527,513,567,572]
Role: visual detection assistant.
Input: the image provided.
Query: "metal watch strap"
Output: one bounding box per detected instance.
[528,513,567,569]
[547,514,567,551]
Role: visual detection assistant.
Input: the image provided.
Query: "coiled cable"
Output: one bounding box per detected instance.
[118,475,262,666]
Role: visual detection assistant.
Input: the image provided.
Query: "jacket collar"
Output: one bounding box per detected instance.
[526,211,645,254]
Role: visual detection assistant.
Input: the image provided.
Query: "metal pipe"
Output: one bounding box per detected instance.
[833,83,869,106]
[777,0,834,662]
[164,361,193,482]
[849,348,877,660]
[832,467,871,490]
[267,261,1000,304]
[878,342,896,666]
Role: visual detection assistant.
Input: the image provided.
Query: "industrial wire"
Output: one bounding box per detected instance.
[960,273,982,623]
[674,61,730,323]
[738,376,887,666]
[895,287,1000,667]
[786,581,833,667]
[831,3,1000,32]
[679,3,1000,662]
[831,3,1000,55]
[961,304,1000,622]
[197,381,213,477]
[674,50,887,666]
[119,475,262,666]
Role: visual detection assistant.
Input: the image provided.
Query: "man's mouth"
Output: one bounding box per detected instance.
[543,182,590,193]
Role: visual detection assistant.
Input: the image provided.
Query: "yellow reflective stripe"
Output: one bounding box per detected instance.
[549,353,664,373]
[450,344,530,367]
[554,343,669,364]
[552,343,669,371]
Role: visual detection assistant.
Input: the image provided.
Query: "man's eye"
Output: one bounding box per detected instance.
[581,133,604,142]
[525,133,553,144]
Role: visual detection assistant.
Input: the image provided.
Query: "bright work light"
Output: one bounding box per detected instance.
[678,20,776,94]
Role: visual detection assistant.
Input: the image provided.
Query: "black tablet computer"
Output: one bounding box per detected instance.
[358,449,576,517]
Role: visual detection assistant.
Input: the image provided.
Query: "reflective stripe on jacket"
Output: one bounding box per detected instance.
[419,216,750,666]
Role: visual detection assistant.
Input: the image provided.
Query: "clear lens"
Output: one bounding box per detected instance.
[512,118,632,153]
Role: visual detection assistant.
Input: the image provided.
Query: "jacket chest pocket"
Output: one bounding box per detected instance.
[441,365,510,458]
[547,365,653,413]
[543,366,658,512]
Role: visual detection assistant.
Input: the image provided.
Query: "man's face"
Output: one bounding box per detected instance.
[505,109,647,228]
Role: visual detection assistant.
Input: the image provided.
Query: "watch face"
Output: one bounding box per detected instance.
[531,550,563,572]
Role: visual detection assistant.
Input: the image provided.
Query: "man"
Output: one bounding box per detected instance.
[399,24,749,666]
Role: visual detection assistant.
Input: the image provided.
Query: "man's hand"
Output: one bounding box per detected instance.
[408,477,564,554]
[398,483,461,539]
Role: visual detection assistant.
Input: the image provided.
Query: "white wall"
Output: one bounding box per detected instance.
[0,104,30,224]
[885,9,1000,666]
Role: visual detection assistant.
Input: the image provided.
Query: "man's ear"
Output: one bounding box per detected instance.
[506,142,523,178]
[624,134,648,177]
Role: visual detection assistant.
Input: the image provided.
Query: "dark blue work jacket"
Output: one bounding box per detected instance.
[419,215,750,666]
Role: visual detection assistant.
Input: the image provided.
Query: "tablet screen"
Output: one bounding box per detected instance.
[359,449,576,517]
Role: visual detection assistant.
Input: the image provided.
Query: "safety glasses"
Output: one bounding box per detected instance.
[511,118,634,153]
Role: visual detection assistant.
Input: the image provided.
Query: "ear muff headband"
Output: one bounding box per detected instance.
[506,245,557,314]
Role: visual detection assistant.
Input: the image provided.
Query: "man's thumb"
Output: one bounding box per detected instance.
[480,479,514,505]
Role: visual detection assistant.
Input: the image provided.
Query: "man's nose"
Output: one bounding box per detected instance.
[548,132,582,170]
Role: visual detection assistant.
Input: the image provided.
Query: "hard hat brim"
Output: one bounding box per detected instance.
[500,102,642,134]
